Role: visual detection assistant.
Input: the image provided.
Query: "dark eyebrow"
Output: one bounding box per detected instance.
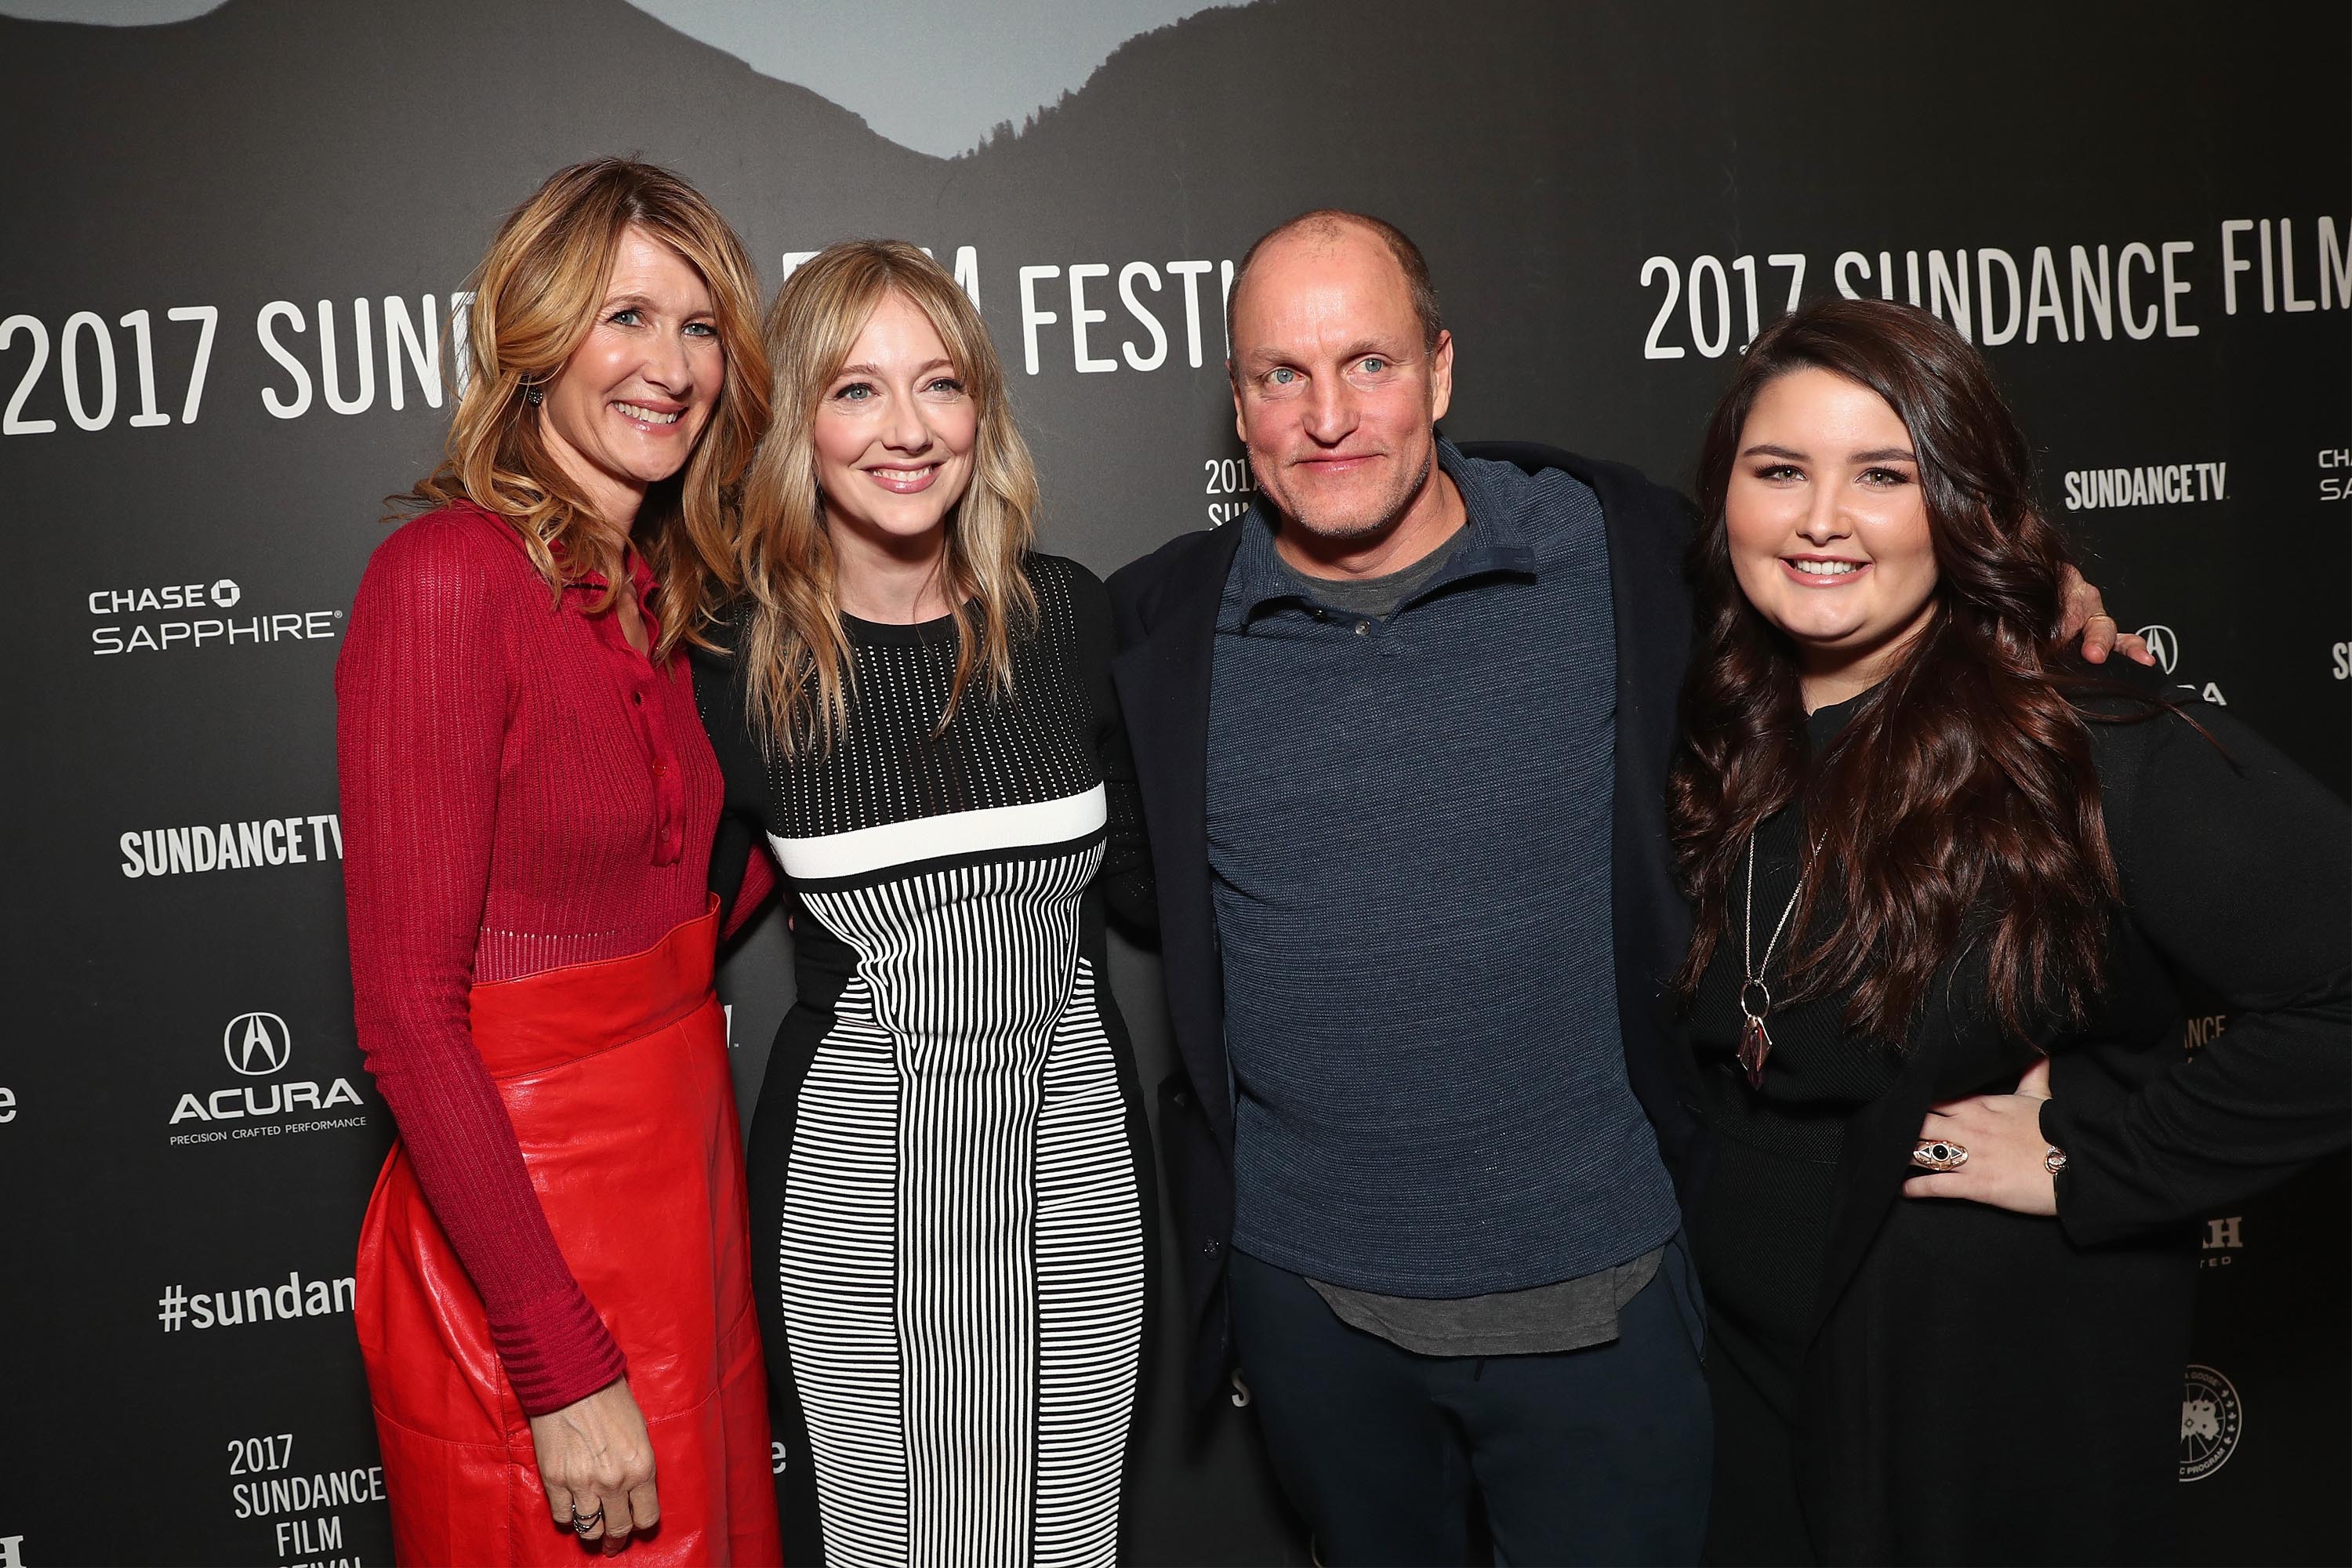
[1739,442,1918,464]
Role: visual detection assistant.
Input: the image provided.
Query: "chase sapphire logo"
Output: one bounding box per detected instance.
[222,1012,292,1076]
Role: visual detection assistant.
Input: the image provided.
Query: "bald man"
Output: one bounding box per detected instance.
[1109,210,1709,1562]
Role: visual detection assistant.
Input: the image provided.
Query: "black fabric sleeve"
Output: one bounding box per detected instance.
[2045,702,2352,1244]
[688,625,779,934]
[1065,558,1157,936]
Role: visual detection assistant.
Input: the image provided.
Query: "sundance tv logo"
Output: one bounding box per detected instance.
[88,575,343,656]
[167,1013,366,1141]
[2060,461,2226,511]
[120,811,342,879]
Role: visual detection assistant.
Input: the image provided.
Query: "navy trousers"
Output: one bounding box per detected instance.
[1229,1236,1712,1566]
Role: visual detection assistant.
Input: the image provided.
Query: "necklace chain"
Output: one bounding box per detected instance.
[1743,834,1809,984]
[1737,830,1821,1087]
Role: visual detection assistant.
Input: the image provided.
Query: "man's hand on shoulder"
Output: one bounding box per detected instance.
[2057,564,2155,666]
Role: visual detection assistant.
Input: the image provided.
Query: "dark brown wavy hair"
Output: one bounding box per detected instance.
[1670,297,2128,1044]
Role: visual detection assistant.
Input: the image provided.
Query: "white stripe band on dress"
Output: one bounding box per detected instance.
[769,785,1107,881]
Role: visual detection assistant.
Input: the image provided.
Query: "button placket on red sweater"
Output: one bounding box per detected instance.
[570,573,683,867]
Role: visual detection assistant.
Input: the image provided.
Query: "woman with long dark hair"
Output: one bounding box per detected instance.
[1671,296,2348,1564]
[338,159,780,1564]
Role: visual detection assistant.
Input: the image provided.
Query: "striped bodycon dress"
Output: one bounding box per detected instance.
[698,554,1154,1567]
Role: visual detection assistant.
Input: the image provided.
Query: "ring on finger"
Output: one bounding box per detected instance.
[1911,1138,1969,1171]
[571,1503,604,1537]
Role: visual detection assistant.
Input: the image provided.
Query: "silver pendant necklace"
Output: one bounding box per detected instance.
[1738,832,1819,1089]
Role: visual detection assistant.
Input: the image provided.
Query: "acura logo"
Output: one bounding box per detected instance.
[2136,624,2178,675]
[223,1012,292,1076]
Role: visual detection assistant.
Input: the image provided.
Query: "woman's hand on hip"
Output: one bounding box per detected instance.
[528,1376,659,1554]
[1903,1056,2059,1216]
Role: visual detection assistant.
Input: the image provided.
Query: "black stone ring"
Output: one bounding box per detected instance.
[1910,1139,1969,1172]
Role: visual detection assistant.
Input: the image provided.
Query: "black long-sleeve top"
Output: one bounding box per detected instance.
[1687,672,2350,1566]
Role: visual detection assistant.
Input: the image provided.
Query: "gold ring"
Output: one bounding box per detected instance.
[1911,1139,1969,1171]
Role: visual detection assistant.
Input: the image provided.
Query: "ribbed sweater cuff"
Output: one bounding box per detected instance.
[491,1283,628,1417]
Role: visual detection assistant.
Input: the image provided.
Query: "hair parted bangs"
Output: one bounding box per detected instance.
[397,157,771,659]
[1671,296,2137,1045]
[736,239,1040,757]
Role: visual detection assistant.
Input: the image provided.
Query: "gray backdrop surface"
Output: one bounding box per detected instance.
[2,1,2347,1563]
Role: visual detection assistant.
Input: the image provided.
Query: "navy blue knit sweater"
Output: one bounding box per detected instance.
[1207,439,1680,1295]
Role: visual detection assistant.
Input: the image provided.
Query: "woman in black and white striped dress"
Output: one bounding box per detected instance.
[698,240,1152,1566]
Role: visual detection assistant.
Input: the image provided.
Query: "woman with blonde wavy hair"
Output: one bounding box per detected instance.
[336,158,781,1566]
[695,240,1154,1564]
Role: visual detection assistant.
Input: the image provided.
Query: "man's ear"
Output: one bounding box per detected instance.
[1229,361,1247,445]
[1428,329,1455,424]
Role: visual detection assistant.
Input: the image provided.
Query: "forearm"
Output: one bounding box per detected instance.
[2046,992,2351,1243]
[361,1024,627,1412]
[2053,702,2352,1241]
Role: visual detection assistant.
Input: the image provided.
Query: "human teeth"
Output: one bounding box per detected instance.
[873,467,935,480]
[615,402,681,423]
[1793,560,1860,575]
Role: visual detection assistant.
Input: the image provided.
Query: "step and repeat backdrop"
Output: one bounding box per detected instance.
[2,0,2345,1563]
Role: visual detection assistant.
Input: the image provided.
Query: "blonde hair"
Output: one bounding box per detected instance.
[737,240,1040,754]
[400,158,771,659]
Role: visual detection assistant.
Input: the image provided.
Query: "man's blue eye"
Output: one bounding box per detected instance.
[1269,368,1297,385]
[1360,358,1386,373]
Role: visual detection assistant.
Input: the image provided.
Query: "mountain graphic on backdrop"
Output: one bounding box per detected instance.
[0,0,1251,159]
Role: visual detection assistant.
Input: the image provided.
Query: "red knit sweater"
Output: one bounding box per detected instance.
[336,501,729,1416]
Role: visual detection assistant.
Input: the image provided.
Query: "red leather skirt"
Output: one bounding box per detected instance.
[356,902,781,1566]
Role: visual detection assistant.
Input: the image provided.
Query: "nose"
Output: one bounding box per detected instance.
[1301,372,1358,447]
[880,391,935,456]
[641,326,697,401]
[1795,486,1852,547]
